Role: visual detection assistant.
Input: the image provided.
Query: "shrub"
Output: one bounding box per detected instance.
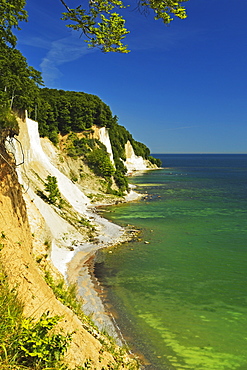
[148,156,162,167]
[86,149,115,179]
[44,271,81,315]
[0,268,23,364]
[17,314,72,368]
[0,104,19,134]
[0,266,72,369]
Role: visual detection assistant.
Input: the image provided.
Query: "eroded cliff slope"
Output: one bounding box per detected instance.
[0,117,139,368]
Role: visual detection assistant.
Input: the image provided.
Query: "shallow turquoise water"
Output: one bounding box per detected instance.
[96,155,247,370]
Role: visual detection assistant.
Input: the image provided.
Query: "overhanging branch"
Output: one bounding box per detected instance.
[59,0,71,12]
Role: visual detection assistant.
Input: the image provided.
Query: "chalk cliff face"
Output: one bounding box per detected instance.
[10,117,125,273]
[124,140,148,172]
[123,140,155,173]
[14,117,90,212]
[98,126,114,164]
[6,117,153,273]
[94,128,156,174]
[91,125,114,165]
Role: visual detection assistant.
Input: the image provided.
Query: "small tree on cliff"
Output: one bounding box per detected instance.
[44,176,61,206]
[86,149,115,178]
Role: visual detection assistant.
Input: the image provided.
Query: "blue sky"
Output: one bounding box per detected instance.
[16,0,247,153]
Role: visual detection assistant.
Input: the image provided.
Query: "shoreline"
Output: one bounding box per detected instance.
[65,189,144,345]
[67,248,130,347]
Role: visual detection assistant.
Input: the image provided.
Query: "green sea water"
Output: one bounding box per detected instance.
[95,154,247,370]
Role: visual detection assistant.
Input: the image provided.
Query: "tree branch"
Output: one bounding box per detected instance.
[59,0,71,12]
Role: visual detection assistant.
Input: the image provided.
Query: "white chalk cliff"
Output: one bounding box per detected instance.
[123,140,153,173]
[98,127,114,164]
[15,117,90,213]
[95,130,155,174]
[7,117,127,274]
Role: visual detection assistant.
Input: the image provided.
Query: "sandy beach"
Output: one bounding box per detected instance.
[67,247,124,344]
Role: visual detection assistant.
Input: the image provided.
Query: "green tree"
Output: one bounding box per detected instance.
[17,314,72,368]
[0,45,43,110]
[44,175,61,205]
[0,0,42,123]
[60,0,189,53]
[0,101,18,132]
[0,0,27,47]
[33,88,117,142]
[86,149,115,178]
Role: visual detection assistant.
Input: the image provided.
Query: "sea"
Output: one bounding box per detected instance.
[94,154,247,370]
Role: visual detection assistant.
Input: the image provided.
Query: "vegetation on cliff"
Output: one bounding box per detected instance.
[108,121,162,170]
[0,44,43,135]
[32,88,117,142]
